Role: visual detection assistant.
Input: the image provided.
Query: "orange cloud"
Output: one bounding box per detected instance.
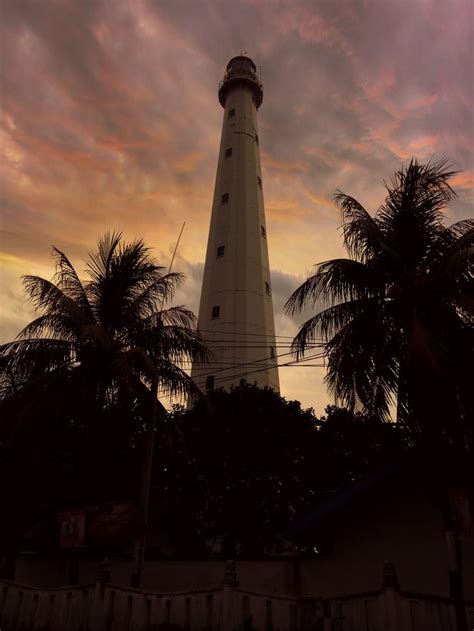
[302,146,352,171]
[450,172,474,189]
[172,151,208,174]
[263,154,307,173]
[304,191,336,212]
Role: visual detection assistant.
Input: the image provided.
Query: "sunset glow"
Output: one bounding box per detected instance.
[1,0,472,412]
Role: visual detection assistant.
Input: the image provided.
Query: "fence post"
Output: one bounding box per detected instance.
[89,557,111,631]
[221,560,238,631]
[380,561,402,631]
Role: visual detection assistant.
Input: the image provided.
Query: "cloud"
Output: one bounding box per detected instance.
[1,0,472,412]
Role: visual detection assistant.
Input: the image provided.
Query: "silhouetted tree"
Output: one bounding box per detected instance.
[167,384,319,556]
[286,159,473,458]
[316,405,407,495]
[160,385,406,557]
[0,233,208,583]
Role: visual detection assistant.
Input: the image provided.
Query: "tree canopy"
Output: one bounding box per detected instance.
[0,233,207,573]
[156,384,407,557]
[286,159,473,457]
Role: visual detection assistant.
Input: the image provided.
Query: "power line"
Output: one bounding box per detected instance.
[198,344,323,350]
[189,346,322,381]
[198,328,326,342]
[194,353,325,389]
[156,349,326,399]
[188,354,325,371]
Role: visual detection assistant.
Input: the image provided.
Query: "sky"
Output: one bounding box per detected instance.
[1,0,473,414]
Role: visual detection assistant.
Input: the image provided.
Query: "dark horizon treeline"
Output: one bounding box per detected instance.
[0,382,418,560]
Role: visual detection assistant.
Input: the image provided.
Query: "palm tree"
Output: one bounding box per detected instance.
[0,232,208,586]
[285,159,473,452]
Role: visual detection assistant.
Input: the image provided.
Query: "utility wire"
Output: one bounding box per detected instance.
[198,345,323,350]
[189,346,323,380]
[191,353,326,390]
[189,352,325,372]
[198,328,326,341]
[156,350,326,399]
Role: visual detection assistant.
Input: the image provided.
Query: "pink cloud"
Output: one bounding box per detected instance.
[1,0,472,413]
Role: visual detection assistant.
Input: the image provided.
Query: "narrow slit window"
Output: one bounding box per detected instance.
[255,134,259,145]
[228,108,235,118]
[221,193,229,204]
[261,225,266,238]
[225,148,232,158]
[270,347,275,359]
[257,176,262,188]
[206,375,215,391]
[217,245,225,257]
[211,305,220,319]
[265,281,271,295]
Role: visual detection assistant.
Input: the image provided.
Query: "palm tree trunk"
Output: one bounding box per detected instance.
[131,378,158,588]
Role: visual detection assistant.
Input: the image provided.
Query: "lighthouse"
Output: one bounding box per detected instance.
[191,56,280,393]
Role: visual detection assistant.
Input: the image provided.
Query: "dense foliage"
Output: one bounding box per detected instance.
[153,384,407,557]
[286,159,473,456]
[0,233,207,568]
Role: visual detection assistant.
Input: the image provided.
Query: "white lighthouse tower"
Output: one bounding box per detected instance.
[191,56,280,393]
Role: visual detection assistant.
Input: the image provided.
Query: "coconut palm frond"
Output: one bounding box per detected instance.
[325,311,399,421]
[285,259,381,315]
[1,338,75,368]
[85,231,123,283]
[112,239,158,290]
[380,159,458,232]
[88,236,170,330]
[141,305,197,330]
[51,247,92,316]
[156,361,202,401]
[143,324,210,365]
[428,222,474,286]
[161,329,210,364]
[131,273,185,318]
[447,219,474,239]
[291,298,379,358]
[334,192,386,262]
[22,275,87,324]
[17,313,78,342]
[434,243,473,286]
[0,338,75,399]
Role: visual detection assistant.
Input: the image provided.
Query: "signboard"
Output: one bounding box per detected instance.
[58,510,85,548]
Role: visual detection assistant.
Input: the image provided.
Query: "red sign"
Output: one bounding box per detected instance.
[58,510,85,548]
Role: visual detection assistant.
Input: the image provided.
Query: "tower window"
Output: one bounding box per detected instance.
[217,245,225,257]
[225,148,232,158]
[270,347,275,359]
[255,134,259,145]
[221,193,229,204]
[205,375,215,391]
[261,225,266,238]
[228,108,235,118]
[211,305,220,319]
[265,281,271,295]
[257,176,262,188]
